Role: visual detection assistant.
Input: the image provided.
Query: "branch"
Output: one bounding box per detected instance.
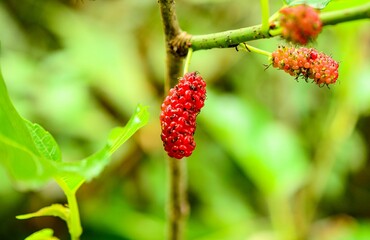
[191,24,270,51]
[158,0,191,58]
[158,1,189,240]
[190,2,370,51]
[320,2,370,25]
[158,0,182,41]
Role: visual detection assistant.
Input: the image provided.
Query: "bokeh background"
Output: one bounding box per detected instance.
[0,0,370,239]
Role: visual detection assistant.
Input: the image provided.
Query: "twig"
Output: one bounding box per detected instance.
[190,2,370,51]
[158,1,189,239]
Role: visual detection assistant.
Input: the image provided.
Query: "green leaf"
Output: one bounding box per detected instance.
[0,65,57,188]
[283,0,332,9]
[0,60,148,190]
[18,205,68,240]
[56,104,149,192]
[78,104,149,181]
[17,204,69,221]
[108,104,150,154]
[24,119,62,162]
[24,228,59,240]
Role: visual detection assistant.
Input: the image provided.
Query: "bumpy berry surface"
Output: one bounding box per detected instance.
[272,46,339,86]
[279,5,322,45]
[160,72,206,159]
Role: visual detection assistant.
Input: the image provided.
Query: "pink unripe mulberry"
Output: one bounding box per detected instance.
[160,72,206,159]
[272,46,339,86]
[279,5,322,45]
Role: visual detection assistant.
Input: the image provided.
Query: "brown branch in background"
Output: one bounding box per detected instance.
[158,1,190,239]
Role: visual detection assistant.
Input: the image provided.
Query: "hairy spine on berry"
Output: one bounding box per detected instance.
[160,72,206,159]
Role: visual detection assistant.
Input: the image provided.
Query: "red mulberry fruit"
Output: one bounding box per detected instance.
[160,72,207,159]
[279,5,322,45]
[272,46,339,86]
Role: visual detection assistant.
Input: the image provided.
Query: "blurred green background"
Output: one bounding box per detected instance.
[0,0,370,239]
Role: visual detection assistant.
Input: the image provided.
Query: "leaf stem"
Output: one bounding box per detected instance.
[267,195,297,240]
[55,177,82,240]
[66,191,82,240]
[260,0,270,32]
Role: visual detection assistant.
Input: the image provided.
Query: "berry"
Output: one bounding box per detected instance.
[271,46,339,86]
[279,5,322,45]
[160,72,206,159]
[310,51,318,60]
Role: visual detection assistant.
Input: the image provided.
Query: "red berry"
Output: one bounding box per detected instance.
[279,5,322,45]
[160,72,207,159]
[310,51,318,60]
[271,46,339,86]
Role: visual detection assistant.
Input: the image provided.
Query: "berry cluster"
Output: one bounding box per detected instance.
[271,46,339,86]
[279,5,322,45]
[160,72,207,159]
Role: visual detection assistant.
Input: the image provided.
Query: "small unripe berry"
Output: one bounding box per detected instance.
[279,5,322,45]
[160,72,206,159]
[271,46,339,86]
